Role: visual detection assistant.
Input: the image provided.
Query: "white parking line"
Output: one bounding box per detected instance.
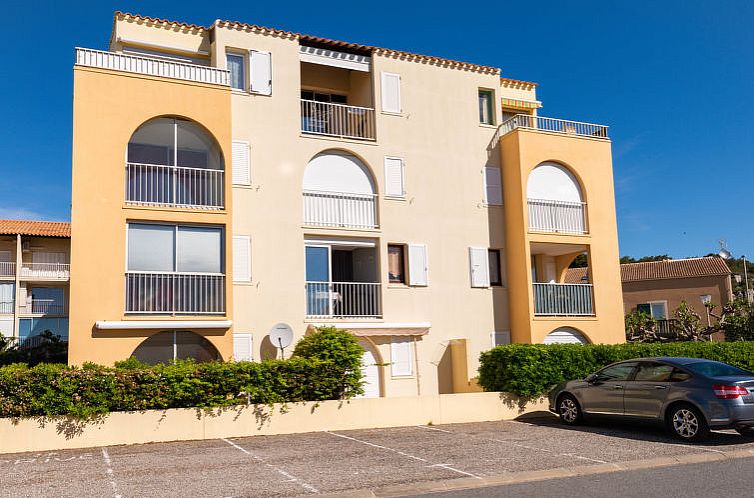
[415,424,608,464]
[101,448,122,498]
[221,438,319,493]
[325,430,482,480]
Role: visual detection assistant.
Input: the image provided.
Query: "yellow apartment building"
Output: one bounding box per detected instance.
[0,220,71,346]
[69,12,625,396]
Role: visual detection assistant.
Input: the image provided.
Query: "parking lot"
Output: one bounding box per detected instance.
[3,413,754,497]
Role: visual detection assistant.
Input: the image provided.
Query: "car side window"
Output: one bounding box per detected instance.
[669,368,692,382]
[634,363,674,382]
[598,363,636,382]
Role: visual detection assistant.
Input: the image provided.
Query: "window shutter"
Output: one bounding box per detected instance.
[233,333,253,361]
[384,157,405,197]
[249,50,272,95]
[408,244,428,287]
[232,235,251,282]
[484,167,502,206]
[232,140,250,185]
[381,72,401,113]
[469,247,490,288]
[390,337,413,376]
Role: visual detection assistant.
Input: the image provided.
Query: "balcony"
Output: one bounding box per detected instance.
[498,114,609,140]
[125,272,225,315]
[0,262,14,277]
[305,281,382,318]
[0,301,12,314]
[75,48,230,86]
[528,198,588,234]
[533,283,594,316]
[301,100,376,141]
[29,299,66,315]
[20,263,70,281]
[125,162,225,209]
[303,190,378,229]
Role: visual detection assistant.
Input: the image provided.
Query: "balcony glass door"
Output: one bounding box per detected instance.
[305,245,331,316]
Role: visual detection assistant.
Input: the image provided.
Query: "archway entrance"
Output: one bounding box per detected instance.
[354,339,381,398]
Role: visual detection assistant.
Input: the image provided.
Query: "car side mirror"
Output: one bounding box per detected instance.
[586,373,599,384]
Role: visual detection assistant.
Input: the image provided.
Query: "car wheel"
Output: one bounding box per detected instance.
[667,404,709,441]
[735,427,754,438]
[557,394,582,425]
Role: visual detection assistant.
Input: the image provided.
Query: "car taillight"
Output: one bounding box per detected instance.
[712,384,750,399]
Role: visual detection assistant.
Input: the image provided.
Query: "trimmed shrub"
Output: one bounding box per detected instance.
[478,342,754,398]
[0,330,365,419]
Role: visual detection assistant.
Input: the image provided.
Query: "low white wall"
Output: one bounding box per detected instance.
[0,392,548,454]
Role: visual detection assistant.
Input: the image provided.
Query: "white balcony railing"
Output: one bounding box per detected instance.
[125,163,225,209]
[29,299,66,315]
[533,283,594,316]
[528,198,588,234]
[0,301,12,314]
[497,114,609,140]
[301,100,376,140]
[0,262,14,277]
[75,48,230,86]
[306,281,382,318]
[20,263,70,280]
[125,272,225,315]
[303,190,378,229]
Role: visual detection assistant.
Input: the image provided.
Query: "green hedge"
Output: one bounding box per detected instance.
[0,328,364,419]
[478,342,754,398]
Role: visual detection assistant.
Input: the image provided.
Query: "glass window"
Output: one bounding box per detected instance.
[388,245,405,284]
[227,53,245,90]
[684,360,753,377]
[176,226,223,274]
[128,224,175,272]
[634,363,674,382]
[488,250,502,286]
[131,331,221,365]
[649,302,668,319]
[670,369,692,382]
[127,117,174,166]
[478,90,494,125]
[598,362,637,381]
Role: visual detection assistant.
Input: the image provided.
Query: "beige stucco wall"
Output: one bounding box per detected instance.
[500,130,625,345]
[623,275,734,320]
[69,66,233,366]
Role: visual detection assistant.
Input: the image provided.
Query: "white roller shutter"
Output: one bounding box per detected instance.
[233,333,253,361]
[491,331,511,347]
[232,235,251,282]
[469,247,490,288]
[381,72,401,113]
[384,157,405,197]
[249,50,272,95]
[484,167,503,206]
[408,244,428,287]
[390,337,413,376]
[232,140,250,185]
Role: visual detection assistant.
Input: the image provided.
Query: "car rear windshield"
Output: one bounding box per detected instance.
[683,361,753,378]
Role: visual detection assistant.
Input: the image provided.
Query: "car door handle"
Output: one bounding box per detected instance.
[654,385,669,390]
[613,385,623,389]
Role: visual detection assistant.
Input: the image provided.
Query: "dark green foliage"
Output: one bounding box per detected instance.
[0,329,364,419]
[0,332,68,366]
[478,342,754,398]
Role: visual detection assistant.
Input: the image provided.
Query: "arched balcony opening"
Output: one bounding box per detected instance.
[527,162,587,234]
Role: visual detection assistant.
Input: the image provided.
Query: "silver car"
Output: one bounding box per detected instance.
[548,357,754,441]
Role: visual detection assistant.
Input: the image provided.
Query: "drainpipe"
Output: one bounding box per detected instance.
[13,234,21,339]
[413,335,421,396]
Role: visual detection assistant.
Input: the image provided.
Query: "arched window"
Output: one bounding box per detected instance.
[302,151,378,229]
[126,117,224,208]
[543,327,590,345]
[131,331,221,365]
[527,162,586,234]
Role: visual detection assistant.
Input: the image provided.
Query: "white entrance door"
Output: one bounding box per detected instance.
[355,343,381,398]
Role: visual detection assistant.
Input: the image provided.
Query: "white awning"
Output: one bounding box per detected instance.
[95,320,232,330]
[299,46,371,72]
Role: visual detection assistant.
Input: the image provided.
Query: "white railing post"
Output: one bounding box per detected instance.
[300,100,376,140]
[125,272,225,315]
[527,198,588,234]
[302,190,378,229]
[305,281,382,318]
[496,114,609,140]
[125,162,224,209]
[533,283,594,316]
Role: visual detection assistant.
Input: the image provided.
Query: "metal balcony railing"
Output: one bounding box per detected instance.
[75,47,230,86]
[20,263,70,280]
[533,283,594,316]
[301,100,376,140]
[305,281,382,318]
[528,198,588,234]
[0,262,14,277]
[0,301,13,314]
[497,114,609,140]
[303,190,378,229]
[29,299,66,315]
[125,272,226,315]
[125,162,225,209]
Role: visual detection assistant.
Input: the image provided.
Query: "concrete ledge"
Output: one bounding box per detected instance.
[0,392,547,454]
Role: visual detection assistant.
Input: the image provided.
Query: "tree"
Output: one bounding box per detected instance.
[569,253,588,268]
[625,310,661,342]
[620,255,672,264]
[718,299,754,341]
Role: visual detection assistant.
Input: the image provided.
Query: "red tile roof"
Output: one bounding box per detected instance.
[0,220,71,238]
[564,257,731,284]
[115,12,501,74]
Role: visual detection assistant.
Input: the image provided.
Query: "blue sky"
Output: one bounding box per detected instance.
[1,1,752,259]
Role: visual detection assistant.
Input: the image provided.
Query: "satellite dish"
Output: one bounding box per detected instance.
[718,240,732,260]
[269,322,294,350]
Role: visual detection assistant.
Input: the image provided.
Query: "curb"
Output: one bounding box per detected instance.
[318,447,754,497]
